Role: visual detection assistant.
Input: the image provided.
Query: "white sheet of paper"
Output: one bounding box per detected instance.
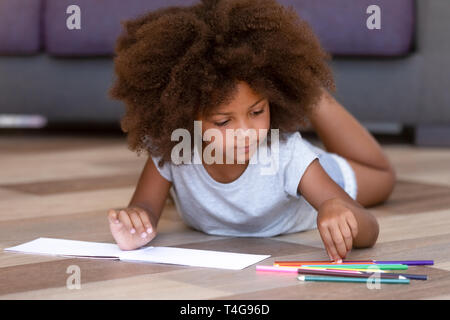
[118,246,270,270]
[4,237,270,270]
[4,237,123,259]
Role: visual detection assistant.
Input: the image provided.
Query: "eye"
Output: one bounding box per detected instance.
[214,120,229,127]
[252,109,264,116]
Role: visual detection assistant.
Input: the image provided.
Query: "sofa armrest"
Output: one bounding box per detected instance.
[416,0,450,122]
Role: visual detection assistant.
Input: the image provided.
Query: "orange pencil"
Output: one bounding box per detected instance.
[274,260,374,266]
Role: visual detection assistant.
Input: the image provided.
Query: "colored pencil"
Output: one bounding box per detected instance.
[275,260,433,266]
[256,265,427,280]
[291,266,387,273]
[372,260,433,266]
[297,269,407,280]
[303,267,388,273]
[300,264,408,270]
[256,265,366,274]
[275,261,372,266]
[298,269,406,279]
[300,268,426,280]
[256,265,299,273]
[387,273,427,281]
[297,275,410,284]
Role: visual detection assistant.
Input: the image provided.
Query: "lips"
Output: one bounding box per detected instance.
[234,142,258,155]
[235,144,253,150]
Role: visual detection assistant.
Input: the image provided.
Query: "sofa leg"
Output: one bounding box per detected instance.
[414,124,450,147]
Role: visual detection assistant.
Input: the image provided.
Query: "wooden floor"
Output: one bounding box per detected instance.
[1,130,450,300]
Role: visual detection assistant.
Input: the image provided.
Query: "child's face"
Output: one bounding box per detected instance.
[197,81,270,163]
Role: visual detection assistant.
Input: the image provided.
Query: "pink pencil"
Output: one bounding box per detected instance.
[256,265,408,280]
[255,265,361,274]
[256,265,298,273]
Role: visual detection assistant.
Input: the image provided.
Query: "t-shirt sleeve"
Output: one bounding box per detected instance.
[151,155,173,182]
[283,131,319,198]
[144,134,173,182]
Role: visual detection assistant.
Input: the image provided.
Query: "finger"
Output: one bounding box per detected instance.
[134,207,154,234]
[328,224,348,259]
[128,208,146,238]
[338,219,353,252]
[118,209,134,234]
[318,224,340,261]
[107,209,120,224]
[345,211,359,239]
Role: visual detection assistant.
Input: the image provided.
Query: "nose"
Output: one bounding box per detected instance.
[237,117,251,131]
[234,121,256,146]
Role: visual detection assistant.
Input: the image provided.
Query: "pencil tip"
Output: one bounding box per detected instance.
[399,276,407,280]
[297,275,305,281]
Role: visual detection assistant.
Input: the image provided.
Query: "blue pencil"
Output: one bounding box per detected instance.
[297,275,410,284]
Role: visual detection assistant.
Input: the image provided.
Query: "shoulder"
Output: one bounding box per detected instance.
[285,131,302,145]
[150,154,173,182]
[277,131,308,156]
[276,131,320,198]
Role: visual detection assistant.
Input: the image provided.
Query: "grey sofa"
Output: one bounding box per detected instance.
[1,0,449,146]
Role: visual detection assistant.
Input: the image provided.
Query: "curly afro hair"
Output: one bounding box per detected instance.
[109,0,335,168]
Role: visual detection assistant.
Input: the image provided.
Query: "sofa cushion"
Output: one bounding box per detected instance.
[44,0,198,56]
[44,0,415,57]
[0,0,42,55]
[278,0,415,56]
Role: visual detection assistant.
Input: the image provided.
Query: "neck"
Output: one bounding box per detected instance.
[201,143,249,183]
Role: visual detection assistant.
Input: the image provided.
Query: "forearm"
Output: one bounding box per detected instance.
[128,200,162,229]
[124,156,173,230]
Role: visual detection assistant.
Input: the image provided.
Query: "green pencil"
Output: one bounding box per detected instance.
[302,264,408,270]
[297,275,410,284]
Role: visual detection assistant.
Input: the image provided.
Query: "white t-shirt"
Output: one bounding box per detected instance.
[150,131,321,237]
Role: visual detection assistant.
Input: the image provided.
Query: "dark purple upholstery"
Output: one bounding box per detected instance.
[0,0,42,54]
[1,0,415,57]
[44,0,198,56]
[278,0,415,56]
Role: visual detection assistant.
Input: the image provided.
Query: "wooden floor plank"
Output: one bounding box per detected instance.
[1,134,449,299]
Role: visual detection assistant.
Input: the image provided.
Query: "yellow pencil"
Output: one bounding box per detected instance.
[288,266,388,273]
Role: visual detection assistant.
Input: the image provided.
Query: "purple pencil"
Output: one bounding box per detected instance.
[374,260,434,266]
[339,260,434,266]
[276,260,434,267]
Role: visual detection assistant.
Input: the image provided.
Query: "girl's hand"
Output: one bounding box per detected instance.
[107,206,156,251]
[316,198,359,262]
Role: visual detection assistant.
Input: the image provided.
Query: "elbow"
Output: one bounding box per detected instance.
[376,165,397,206]
[388,165,397,193]
[384,162,397,200]
[353,216,379,249]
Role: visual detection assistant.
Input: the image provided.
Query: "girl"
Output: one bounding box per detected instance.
[107,0,396,261]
